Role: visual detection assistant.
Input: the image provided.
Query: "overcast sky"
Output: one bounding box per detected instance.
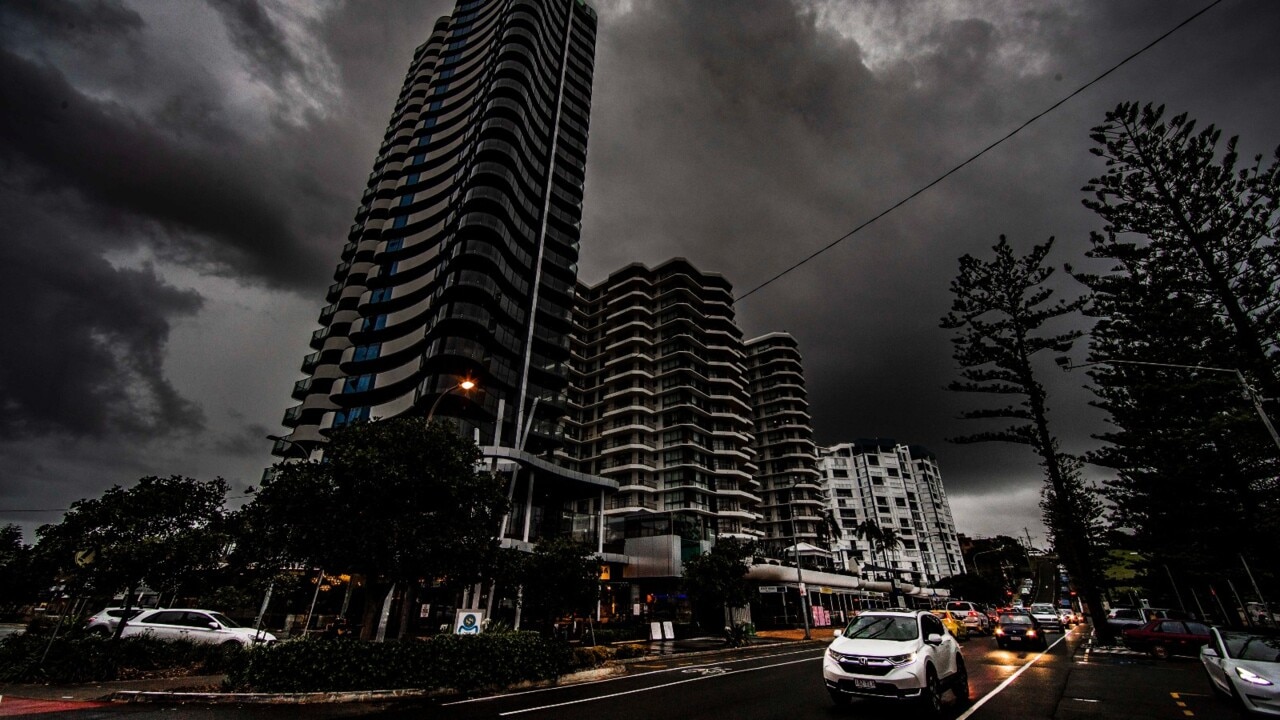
[1,0,1277,545]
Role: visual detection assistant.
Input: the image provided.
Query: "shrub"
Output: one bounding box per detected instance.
[225,632,571,693]
[0,632,245,684]
[612,643,648,660]
[566,645,613,670]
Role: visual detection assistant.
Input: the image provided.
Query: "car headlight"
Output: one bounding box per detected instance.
[1236,667,1274,686]
[888,653,915,666]
[828,648,844,661]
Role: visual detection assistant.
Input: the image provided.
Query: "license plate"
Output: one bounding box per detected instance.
[1010,636,1022,642]
[853,679,876,689]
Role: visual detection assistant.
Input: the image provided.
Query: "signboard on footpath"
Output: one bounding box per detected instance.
[454,609,484,634]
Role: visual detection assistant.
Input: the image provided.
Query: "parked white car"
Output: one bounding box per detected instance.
[824,609,969,715]
[84,607,144,636]
[1201,627,1280,717]
[120,609,275,646]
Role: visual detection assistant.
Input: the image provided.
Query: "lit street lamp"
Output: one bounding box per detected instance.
[1057,357,1280,453]
[426,379,477,423]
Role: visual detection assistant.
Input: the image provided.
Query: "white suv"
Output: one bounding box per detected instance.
[824,609,969,714]
[120,609,275,646]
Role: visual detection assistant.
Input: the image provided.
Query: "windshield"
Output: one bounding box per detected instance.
[842,615,919,641]
[1221,631,1280,662]
[209,612,240,628]
[1030,605,1055,613]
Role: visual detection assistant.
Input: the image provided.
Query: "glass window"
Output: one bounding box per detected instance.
[352,343,381,362]
[399,193,414,206]
[144,611,186,625]
[385,238,403,252]
[392,215,408,229]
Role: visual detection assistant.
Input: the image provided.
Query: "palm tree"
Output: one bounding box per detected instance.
[878,527,904,605]
[816,509,843,570]
[853,520,884,580]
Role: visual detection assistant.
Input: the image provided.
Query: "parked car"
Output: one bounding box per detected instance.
[1200,627,1280,716]
[824,609,970,713]
[120,609,275,646]
[1108,607,1182,631]
[930,610,970,640]
[1123,619,1212,659]
[1028,603,1064,632]
[945,601,991,635]
[995,612,1048,650]
[84,607,144,636]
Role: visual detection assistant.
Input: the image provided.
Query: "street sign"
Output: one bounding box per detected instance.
[74,549,95,567]
[758,585,783,594]
[453,609,484,634]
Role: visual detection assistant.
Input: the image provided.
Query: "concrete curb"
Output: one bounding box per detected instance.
[105,666,627,704]
[109,688,430,705]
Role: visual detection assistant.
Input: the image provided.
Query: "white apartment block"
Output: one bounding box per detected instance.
[819,440,966,586]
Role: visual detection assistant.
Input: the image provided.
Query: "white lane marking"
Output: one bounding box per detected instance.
[956,625,1075,720]
[681,667,729,676]
[496,656,821,716]
[441,647,819,705]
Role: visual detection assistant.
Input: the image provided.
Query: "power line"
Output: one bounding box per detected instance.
[735,0,1226,303]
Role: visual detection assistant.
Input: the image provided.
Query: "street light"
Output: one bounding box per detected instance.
[1056,357,1280,453]
[266,434,309,460]
[426,378,477,423]
[785,481,812,640]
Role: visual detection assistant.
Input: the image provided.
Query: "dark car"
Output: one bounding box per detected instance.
[995,612,1048,650]
[1122,619,1212,659]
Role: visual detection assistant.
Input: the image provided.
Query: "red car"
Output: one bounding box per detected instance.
[1122,619,1212,659]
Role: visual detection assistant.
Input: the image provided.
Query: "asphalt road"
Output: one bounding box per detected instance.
[0,626,1244,719]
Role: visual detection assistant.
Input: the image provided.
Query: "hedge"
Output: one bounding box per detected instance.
[225,632,571,693]
[0,632,244,684]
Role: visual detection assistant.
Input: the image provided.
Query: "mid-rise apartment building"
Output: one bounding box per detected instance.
[565,259,761,593]
[745,334,824,559]
[819,440,966,585]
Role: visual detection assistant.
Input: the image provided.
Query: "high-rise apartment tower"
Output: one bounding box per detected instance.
[276,0,597,459]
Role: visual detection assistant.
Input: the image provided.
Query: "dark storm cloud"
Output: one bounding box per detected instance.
[0,190,205,439]
[0,0,143,48]
[209,0,308,90]
[582,0,1280,504]
[0,49,322,288]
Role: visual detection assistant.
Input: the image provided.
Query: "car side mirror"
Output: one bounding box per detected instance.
[926,633,944,645]
[208,622,220,630]
[832,629,842,638]
[1201,647,1218,658]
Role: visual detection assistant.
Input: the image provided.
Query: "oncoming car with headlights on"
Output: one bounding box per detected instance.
[823,609,969,715]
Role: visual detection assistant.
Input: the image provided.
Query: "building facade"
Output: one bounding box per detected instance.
[565,259,761,593]
[745,334,824,561]
[818,440,966,585]
[276,0,598,460]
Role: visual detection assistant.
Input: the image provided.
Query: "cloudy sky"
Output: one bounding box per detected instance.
[1,0,1277,544]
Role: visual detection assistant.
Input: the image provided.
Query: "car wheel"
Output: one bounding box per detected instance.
[1151,645,1169,661]
[952,657,971,706]
[917,666,943,718]
[829,690,851,707]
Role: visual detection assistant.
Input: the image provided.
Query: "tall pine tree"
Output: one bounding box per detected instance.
[941,235,1112,638]
[1076,103,1280,602]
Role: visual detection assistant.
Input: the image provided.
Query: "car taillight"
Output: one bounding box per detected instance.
[969,611,979,618]
[1026,629,1037,637]
[995,627,1004,635]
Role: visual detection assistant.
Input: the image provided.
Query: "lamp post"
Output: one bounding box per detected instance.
[970,548,1003,577]
[426,379,477,423]
[1057,357,1280,453]
[267,434,310,460]
[787,483,812,640]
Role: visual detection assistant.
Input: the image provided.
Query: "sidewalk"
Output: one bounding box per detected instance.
[0,674,225,702]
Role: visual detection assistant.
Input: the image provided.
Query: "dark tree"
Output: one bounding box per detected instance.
[0,525,41,612]
[940,235,1112,638]
[33,476,231,638]
[1076,103,1280,596]
[516,536,601,632]
[1083,102,1280,398]
[240,417,508,639]
[683,538,756,629]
